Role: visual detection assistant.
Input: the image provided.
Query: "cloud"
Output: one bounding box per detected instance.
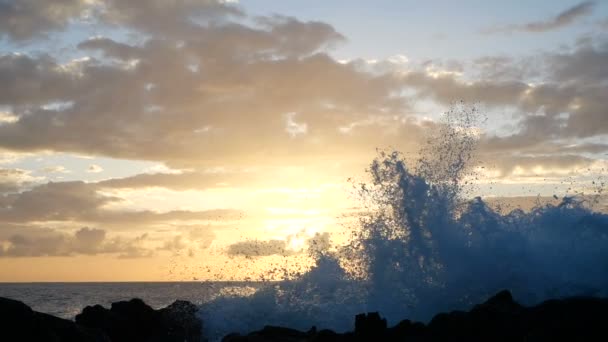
[483,1,596,34]
[0,225,151,258]
[0,111,18,124]
[98,0,243,37]
[87,164,103,173]
[226,232,332,257]
[0,180,244,224]
[482,154,597,178]
[0,0,242,41]
[156,228,215,255]
[0,223,218,258]
[78,37,142,60]
[0,0,605,207]
[0,53,80,107]
[6,28,607,177]
[0,181,112,222]
[0,7,403,168]
[0,168,40,193]
[97,171,257,190]
[549,43,608,84]
[42,165,71,174]
[226,239,295,257]
[0,0,91,41]
[396,40,608,152]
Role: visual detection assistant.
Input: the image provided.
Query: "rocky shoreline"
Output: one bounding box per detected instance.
[1,290,607,341]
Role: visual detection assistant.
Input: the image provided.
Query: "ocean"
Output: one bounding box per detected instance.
[0,282,258,319]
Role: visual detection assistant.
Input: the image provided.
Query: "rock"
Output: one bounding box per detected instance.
[222,325,311,342]
[525,297,608,341]
[76,298,202,342]
[386,319,425,341]
[3,290,608,342]
[0,297,101,342]
[0,297,202,342]
[160,300,203,342]
[354,312,386,340]
[219,289,608,341]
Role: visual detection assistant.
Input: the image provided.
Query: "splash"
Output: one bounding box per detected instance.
[199,105,608,340]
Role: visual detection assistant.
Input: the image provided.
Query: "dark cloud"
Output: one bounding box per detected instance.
[0,0,90,41]
[523,1,595,32]
[483,154,596,178]
[0,19,402,165]
[396,40,608,162]
[253,15,346,56]
[0,180,244,224]
[98,0,243,37]
[0,2,604,174]
[483,1,596,34]
[0,0,242,41]
[0,53,78,106]
[401,71,528,106]
[0,181,116,222]
[0,225,151,257]
[97,171,257,190]
[0,167,37,193]
[549,43,608,84]
[226,239,294,257]
[77,37,142,61]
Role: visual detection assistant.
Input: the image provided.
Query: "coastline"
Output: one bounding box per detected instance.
[2,290,607,341]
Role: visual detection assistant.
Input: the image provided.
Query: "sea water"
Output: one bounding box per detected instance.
[0,282,261,319]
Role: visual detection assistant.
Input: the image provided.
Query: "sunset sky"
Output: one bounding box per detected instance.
[0,0,607,281]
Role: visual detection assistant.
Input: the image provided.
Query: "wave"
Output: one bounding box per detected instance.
[198,105,608,340]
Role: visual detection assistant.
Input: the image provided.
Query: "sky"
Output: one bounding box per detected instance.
[0,0,607,281]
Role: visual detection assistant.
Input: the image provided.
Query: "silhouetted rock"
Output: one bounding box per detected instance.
[354,312,386,340]
[219,290,608,342]
[222,325,314,342]
[0,296,201,342]
[76,298,202,342]
[2,290,608,342]
[0,297,101,342]
[159,300,202,342]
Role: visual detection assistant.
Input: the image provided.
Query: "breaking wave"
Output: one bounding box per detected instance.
[199,105,608,340]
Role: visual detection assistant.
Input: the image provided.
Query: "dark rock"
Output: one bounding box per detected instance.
[219,289,608,342]
[0,297,102,342]
[386,319,425,341]
[524,296,608,341]
[160,300,202,342]
[3,290,608,342]
[76,298,202,342]
[0,296,201,342]
[313,329,343,342]
[222,325,311,342]
[354,312,386,340]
